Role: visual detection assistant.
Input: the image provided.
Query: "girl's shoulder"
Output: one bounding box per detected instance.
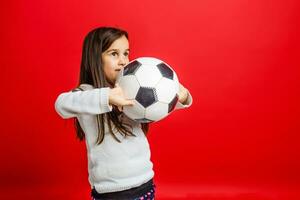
[72,84,94,92]
[79,83,94,90]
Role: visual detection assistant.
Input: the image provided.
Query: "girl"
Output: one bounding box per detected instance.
[55,27,192,200]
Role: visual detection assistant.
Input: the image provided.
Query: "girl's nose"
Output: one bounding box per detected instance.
[118,56,127,66]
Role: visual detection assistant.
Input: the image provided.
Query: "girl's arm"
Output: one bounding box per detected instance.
[55,84,134,119]
[54,84,112,119]
[175,83,193,110]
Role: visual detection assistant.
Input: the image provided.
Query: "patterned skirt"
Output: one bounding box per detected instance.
[91,179,156,200]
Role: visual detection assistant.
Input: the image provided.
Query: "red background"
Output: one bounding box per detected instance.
[1,0,300,199]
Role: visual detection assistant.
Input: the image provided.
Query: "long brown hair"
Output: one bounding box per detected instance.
[74,27,149,144]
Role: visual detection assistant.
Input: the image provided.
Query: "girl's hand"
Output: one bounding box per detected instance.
[108,84,135,111]
[177,83,189,104]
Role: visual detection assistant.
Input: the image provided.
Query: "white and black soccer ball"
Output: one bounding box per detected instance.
[116,57,179,123]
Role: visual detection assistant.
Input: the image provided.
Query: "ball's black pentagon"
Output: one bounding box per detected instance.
[135,118,153,123]
[156,63,174,80]
[136,87,158,108]
[168,95,178,113]
[123,60,142,76]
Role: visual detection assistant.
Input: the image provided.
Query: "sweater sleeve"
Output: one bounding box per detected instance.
[175,90,193,110]
[54,87,112,119]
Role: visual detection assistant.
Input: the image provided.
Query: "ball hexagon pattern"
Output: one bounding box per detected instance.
[116,57,179,122]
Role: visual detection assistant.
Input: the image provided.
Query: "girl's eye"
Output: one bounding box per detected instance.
[124,52,129,57]
[111,52,118,56]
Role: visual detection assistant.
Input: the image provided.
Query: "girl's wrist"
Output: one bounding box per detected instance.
[178,92,188,104]
[108,88,114,105]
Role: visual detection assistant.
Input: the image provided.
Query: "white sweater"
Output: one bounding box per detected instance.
[54,84,192,193]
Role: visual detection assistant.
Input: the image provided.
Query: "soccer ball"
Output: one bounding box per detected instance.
[116,57,179,123]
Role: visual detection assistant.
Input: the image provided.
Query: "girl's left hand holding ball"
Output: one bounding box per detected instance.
[108,84,135,111]
[177,83,189,104]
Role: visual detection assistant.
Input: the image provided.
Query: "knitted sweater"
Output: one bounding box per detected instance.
[54,84,192,193]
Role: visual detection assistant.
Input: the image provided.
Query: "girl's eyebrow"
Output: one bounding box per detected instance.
[106,49,130,53]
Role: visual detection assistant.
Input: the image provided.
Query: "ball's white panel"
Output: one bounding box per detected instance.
[155,78,178,103]
[123,101,145,120]
[137,57,177,75]
[116,68,123,84]
[137,57,162,66]
[135,64,162,87]
[118,75,140,99]
[145,102,169,121]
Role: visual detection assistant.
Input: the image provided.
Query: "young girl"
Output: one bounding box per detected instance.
[55,27,192,200]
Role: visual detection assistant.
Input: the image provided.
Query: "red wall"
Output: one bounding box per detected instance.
[1,0,300,199]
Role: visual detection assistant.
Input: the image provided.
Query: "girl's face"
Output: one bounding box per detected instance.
[102,35,129,86]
